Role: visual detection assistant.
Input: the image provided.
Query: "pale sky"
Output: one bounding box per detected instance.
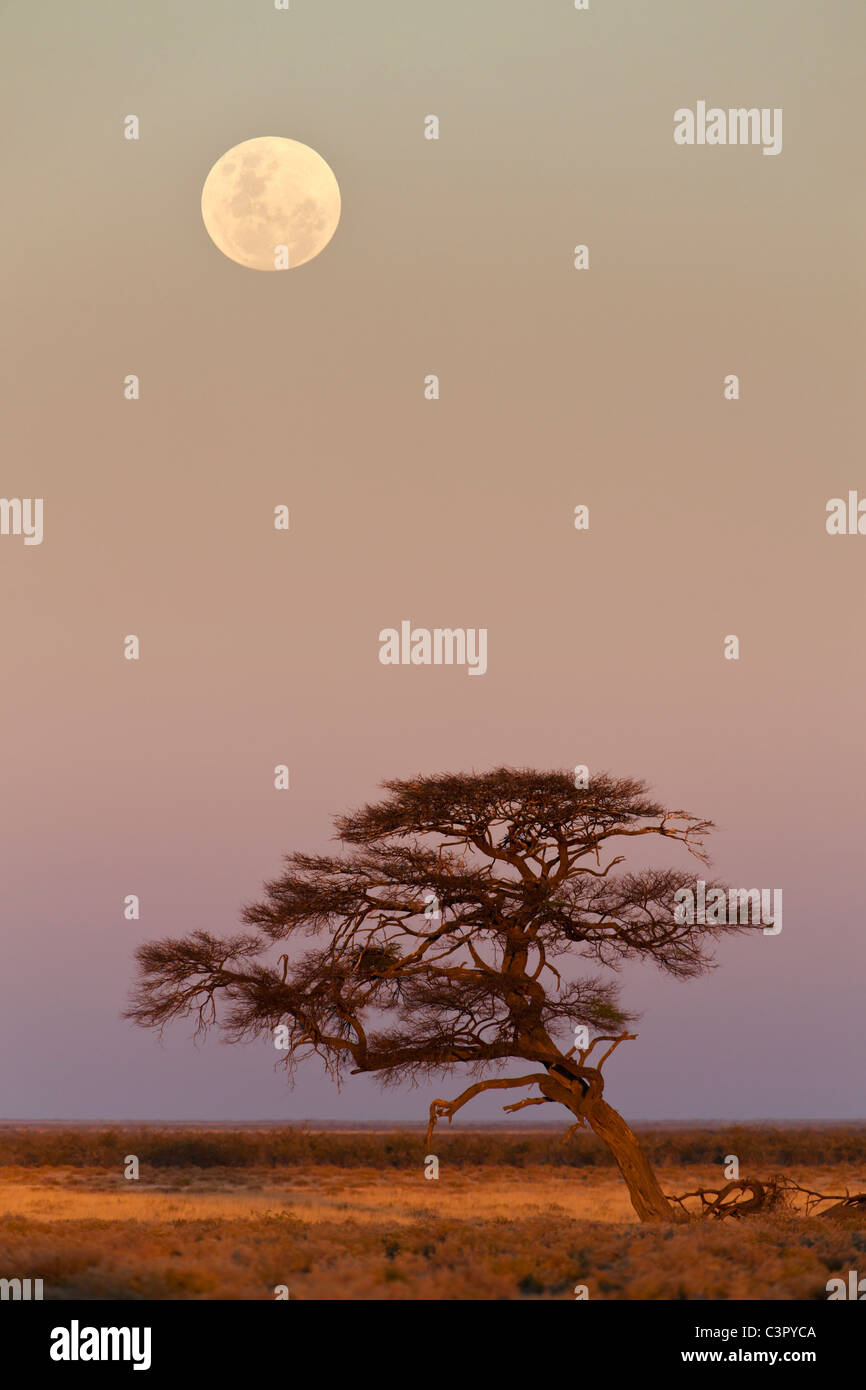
[0,0,863,1122]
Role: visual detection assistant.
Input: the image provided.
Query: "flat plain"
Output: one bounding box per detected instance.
[1,1125,864,1299]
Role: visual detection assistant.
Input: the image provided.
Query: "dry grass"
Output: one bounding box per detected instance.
[0,1164,657,1226]
[2,1163,862,1227]
[1,1127,864,1299]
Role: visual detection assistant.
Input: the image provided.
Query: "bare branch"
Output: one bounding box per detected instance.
[425,1073,548,1147]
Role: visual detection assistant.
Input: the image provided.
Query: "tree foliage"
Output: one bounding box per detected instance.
[127,767,737,1095]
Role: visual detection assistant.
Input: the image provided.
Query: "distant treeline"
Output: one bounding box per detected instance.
[0,1126,864,1170]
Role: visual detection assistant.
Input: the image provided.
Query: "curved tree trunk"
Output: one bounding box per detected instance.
[583,1096,678,1222]
[537,1068,679,1223]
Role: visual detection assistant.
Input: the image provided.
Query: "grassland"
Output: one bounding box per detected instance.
[1,1125,864,1299]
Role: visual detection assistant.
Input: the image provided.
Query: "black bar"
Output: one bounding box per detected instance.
[2,1298,858,1376]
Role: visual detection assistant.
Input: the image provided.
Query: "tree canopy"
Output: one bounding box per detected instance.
[128,767,751,1220]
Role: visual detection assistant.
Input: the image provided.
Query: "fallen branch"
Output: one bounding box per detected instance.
[668,1175,866,1221]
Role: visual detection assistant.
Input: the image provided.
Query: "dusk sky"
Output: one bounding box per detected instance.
[0,0,863,1123]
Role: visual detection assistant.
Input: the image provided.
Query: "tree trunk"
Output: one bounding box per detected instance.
[583,1097,678,1223]
[537,1066,680,1223]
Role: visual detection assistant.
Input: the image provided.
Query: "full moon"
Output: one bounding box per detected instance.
[201,136,341,271]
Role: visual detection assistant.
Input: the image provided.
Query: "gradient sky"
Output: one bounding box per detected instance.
[0,0,863,1122]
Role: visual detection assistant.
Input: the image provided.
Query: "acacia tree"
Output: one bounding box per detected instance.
[127,767,753,1223]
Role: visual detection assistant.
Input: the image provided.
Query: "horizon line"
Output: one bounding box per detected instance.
[2,1116,864,1128]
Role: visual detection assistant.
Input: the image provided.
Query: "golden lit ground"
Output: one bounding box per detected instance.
[0,1164,647,1224]
[0,1164,860,1225]
[1,1163,864,1299]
